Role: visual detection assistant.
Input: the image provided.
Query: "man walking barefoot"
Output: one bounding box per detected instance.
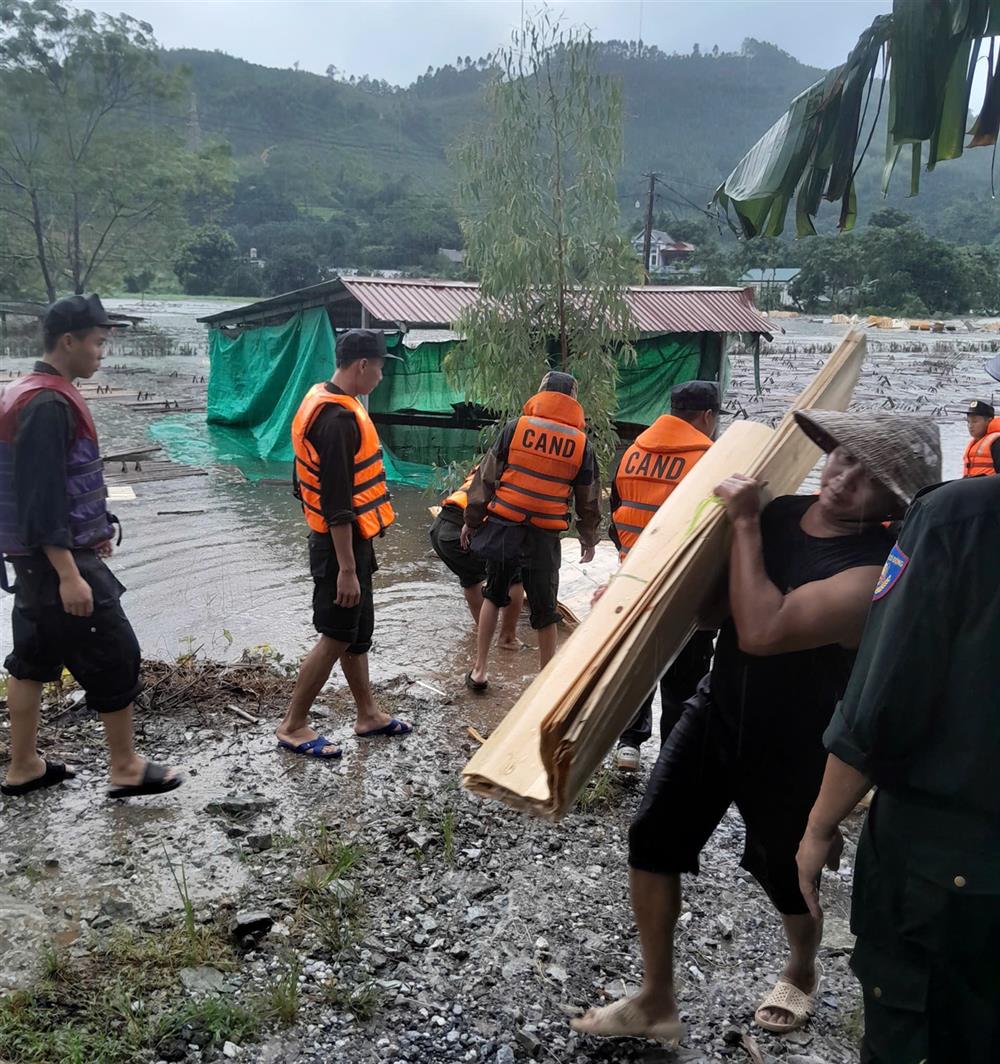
[0,294,181,799]
[277,330,411,760]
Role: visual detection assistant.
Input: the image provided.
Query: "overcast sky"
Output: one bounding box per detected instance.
[84,0,891,84]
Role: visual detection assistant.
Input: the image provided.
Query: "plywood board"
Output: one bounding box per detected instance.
[463,329,867,818]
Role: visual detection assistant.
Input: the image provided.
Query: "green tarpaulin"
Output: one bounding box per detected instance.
[207,307,334,463]
[162,321,720,488]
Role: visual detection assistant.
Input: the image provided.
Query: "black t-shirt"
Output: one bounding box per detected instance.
[710,495,894,752]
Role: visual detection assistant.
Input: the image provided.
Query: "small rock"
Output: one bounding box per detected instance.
[722,1027,743,1046]
[205,795,273,818]
[229,910,273,942]
[715,914,734,939]
[180,966,228,995]
[246,833,273,853]
[545,965,568,983]
[516,1027,541,1055]
[820,914,855,952]
[157,1036,188,1061]
[496,1047,515,1064]
[405,830,435,853]
[99,897,135,921]
[222,1041,239,1058]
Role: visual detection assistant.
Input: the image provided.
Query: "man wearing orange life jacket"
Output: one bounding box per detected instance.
[608,380,722,774]
[460,371,601,691]
[429,464,525,647]
[962,399,1000,477]
[278,329,412,761]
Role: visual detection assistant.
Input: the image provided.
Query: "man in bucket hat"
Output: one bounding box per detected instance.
[573,410,940,1048]
[796,361,1000,1063]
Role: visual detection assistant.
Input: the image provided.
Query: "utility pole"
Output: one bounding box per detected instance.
[641,172,657,285]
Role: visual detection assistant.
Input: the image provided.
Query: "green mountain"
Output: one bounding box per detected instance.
[144,37,1000,296]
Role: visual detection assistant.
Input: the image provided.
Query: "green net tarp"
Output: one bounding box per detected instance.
[206,307,334,463]
[616,335,703,424]
[161,321,720,488]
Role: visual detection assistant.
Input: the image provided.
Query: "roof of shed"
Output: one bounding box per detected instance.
[198,276,772,337]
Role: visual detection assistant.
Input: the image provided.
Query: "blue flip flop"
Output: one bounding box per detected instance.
[277,736,342,759]
[356,719,413,738]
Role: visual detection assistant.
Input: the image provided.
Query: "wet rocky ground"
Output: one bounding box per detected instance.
[0,657,865,1064]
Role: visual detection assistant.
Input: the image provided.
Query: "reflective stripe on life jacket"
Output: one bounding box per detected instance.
[441,465,478,513]
[962,420,1000,477]
[291,385,396,540]
[0,372,114,556]
[612,414,712,560]
[487,391,587,532]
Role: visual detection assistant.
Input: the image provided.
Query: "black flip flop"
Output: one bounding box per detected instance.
[465,671,489,693]
[0,759,75,797]
[107,761,183,800]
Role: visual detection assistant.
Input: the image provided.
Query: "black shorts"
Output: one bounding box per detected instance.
[429,512,486,589]
[308,531,376,653]
[3,552,142,714]
[628,677,825,915]
[481,526,560,630]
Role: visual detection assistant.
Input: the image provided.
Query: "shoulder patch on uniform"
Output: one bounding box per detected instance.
[872,543,909,601]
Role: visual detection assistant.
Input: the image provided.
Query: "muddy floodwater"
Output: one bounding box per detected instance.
[0,299,987,682]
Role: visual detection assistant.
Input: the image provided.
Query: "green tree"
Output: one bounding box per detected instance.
[0,0,189,300]
[173,225,236,294]
[262,245,322,295]
[450,14,638,461]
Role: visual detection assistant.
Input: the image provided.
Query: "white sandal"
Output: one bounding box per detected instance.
[571,997,684,1046]
[754,966,822,1034]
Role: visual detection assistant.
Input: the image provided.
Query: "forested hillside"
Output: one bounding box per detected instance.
[6,16,1000,302]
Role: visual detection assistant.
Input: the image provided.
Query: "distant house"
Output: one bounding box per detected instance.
[740,267,801,308]
[631,229,696,272]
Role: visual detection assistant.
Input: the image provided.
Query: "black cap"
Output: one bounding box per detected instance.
[539,370,577,396]
[43,293,124,337]
[967,399,995,418]
[986,355,1000,384]
[337,329,401,361]
[671,380,732,415]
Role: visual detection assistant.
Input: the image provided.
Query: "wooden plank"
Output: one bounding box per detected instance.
[462,329,867,818]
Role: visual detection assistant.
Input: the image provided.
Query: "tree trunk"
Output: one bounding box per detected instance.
[72,189,83,294]
[29,189,56,303]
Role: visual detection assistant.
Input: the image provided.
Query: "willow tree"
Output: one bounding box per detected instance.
[449,15,638,462]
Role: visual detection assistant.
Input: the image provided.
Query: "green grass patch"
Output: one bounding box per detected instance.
[0,927,253,1064]
[295,825,367,955]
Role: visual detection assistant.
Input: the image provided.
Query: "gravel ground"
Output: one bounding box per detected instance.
[1,663,865,1064]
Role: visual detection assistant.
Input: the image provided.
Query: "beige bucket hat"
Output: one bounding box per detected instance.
[793,409,941,507]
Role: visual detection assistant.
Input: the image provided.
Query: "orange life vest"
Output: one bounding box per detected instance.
[612,415,713,559]
[291,384,396,539]
[441,465,478,513]
[487,391,587,532]
[962,417,1000,477]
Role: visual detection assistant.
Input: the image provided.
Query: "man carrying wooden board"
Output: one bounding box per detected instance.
[573,411,940,1045]
[460,371,601,691]
[606,380,722,774]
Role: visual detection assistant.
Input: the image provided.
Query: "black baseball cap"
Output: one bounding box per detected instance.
[337,329,402,361]
[671,380,732,415]
[43,293,125,337]
[967,399,995,418]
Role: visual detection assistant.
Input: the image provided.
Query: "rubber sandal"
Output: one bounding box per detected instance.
[1,759,76,797]
[107,761,183,800]
[277,735,342,759]
[754,965,823,1033]
[465,671,488,693]
[570,997,684,1047]
[356,718,413,738]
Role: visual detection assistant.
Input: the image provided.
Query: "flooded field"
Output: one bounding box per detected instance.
[2,300,993,682]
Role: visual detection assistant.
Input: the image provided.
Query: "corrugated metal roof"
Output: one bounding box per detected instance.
[341,277,479,327]
[198,276,773,337]
[625,285,773,336]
